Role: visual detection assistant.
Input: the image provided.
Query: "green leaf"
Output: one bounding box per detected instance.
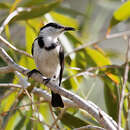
[86,48,111,67]
[26,120,32,130]
[114,1,130,21]
[109,1,130,29]
[0,2,10,9]
[50,11,78,29]
[55,7,86,17]
[18,19,40,70]
[5,111,20,130]
[60,112,88,129]
[1,91,17,113]
[39,104,53,124]
[103,76,119,121]
[108,16,120,30]
[11,1,61,22]
[65,32,83,47]
[21,0,46,7]
[14,115,26,130]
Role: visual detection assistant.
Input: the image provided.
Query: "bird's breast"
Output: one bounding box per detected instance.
[33,44,60,78]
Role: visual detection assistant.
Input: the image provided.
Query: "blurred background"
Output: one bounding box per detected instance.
[0,0,130,129]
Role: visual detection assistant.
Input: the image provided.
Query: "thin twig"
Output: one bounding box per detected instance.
[0,66,14,73]
[66,30,130,57]
[0,100,47,116]
[65,39,104,57]
[0,7,32,58]
[63,64,122,82]
[74,125,105,130]
[0,7,31,34]
[0,35,32,58]
[0,88,17,103]
[0,83,78,108]
[0,47,119,130]
[0,83,22,88]
[118,36,130,130]
[49,107,67,130]
[49,103,60,129]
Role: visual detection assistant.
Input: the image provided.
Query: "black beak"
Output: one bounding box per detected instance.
[64,27,75,31]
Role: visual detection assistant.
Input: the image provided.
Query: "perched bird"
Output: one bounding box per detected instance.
[27,23,75,107]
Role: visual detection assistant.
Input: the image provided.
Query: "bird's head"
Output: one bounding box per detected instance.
[39,23,75,39]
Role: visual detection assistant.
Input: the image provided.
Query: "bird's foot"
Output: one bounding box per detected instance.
[27,69,42,78]
[44,78,51,85]
[27,69,50,85]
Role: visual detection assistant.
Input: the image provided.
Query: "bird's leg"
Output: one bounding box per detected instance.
[27,69,51,84]
[27,69,42,78]
[44,78,51,85]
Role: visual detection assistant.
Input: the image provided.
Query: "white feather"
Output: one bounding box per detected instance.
[33,40,60,80]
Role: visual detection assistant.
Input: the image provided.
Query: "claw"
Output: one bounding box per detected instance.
[44,78,51,85]
[27,69,42,78]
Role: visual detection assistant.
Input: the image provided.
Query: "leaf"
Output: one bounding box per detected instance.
[103,76,119,121]
[114,1,130,21]
[108,16,120,31]
[65,32,83,47]
[11,1,61,22]
[55,7,86,17]
[86,48,111,67]
[79,110,99,126]
[108,1,130,30]
[50,11,79,28]
[0,2,10,9]
[39,104,53,124]
[21,0,46,7]
[1,91,17,113]
[5,111,20,130]
[14,115,26,130]
[26,120,32,130]
[60,112,88,129]
[105,72,120,85]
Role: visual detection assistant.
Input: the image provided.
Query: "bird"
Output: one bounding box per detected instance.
[27,22,75,107]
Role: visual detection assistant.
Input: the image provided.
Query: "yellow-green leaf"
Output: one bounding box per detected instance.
[86,48,111,67]
[11,1,61,22]
[5,111,20,130]
[0,2,10,9]
[50,11,78,29]
[114,1,130,21]
[1,91,17,112]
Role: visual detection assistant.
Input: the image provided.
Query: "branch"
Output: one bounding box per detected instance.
[49,107,67,130]
[65,30,130,57]
[0,83,78,108]
[63,64,123,82]
[0,66,14,73]
[0,7,32,58]
[65,39,103,57]
[0,47,119,130]
[0,7,31,34]
[118,36,130,130]
[0,35,32,58]
[0,83,22,88]
[74,125,105,130]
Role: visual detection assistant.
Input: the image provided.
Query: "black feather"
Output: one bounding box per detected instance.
[40,23,64,31]
[37,37,44,48]
[31,43,34,55]
[59,45,64,86]
[44,43,57,51]
[51,44,64,108]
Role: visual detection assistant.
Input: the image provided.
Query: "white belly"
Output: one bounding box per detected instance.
[33,44,60,79]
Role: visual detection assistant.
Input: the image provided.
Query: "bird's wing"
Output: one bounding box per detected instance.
[59,44,64,86]
[31,42,34,56]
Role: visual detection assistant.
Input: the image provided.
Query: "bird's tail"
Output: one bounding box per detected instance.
[51,91,64,108]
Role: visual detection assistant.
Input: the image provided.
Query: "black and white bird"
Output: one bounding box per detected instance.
[27,23,75,108]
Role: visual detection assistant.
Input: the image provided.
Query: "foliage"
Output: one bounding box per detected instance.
[0,0,129,129]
